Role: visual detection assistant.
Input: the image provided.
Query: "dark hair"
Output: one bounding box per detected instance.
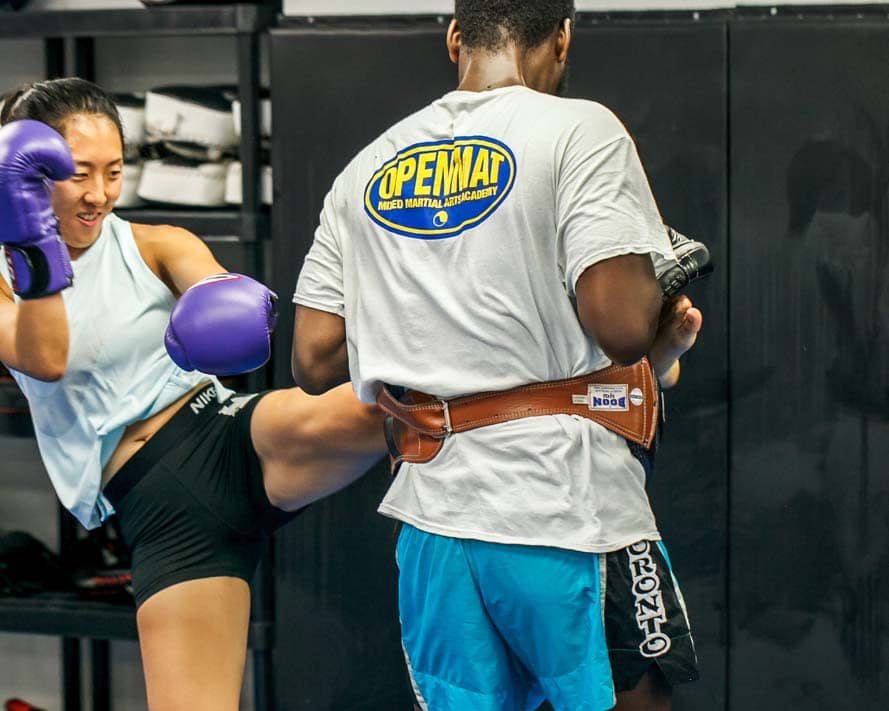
[0,77,124,145]
[454,0,575,51]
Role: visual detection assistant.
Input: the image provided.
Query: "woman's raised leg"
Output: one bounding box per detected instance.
[249,383,387,511]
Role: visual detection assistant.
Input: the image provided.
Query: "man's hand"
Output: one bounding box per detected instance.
[648,295,703,389]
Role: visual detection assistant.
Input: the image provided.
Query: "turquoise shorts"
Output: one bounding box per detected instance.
[396,524,698,711]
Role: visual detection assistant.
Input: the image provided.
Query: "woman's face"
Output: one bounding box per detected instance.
[51,113,123,256]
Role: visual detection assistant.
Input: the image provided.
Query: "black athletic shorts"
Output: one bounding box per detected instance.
[605,539,701,691]
[103,383,301,607]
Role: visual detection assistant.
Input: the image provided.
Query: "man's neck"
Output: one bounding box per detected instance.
[456,46,527,92]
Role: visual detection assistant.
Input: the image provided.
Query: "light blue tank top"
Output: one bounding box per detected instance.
[0,214,232,528]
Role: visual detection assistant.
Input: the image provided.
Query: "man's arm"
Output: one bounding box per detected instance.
[291,304,349,395]
[574,252,664,366]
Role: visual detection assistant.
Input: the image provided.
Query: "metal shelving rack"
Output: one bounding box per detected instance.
[0,5,278,711]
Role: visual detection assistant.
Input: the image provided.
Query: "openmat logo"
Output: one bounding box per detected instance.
[364,136,517,239]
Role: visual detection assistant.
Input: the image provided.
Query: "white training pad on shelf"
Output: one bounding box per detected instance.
[115,95,146,146]
[231,97,272,139]
[144,86,238,151]
[225,161,273,206]
[116,162,145,208]
[137,159,229,207]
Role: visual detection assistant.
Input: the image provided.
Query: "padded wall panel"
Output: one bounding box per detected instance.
[569,20,729,711]
[270,26,453,710]
[730,19,889,710]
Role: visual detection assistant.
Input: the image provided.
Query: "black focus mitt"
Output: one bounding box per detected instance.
[658,225,714,297]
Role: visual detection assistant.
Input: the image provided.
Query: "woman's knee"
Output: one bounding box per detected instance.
[250,389,318,465]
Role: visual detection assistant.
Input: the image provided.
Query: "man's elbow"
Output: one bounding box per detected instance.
[296,375,331,396]
[597,322,658,367]
[291,353,334,395]
[601,344,649,367]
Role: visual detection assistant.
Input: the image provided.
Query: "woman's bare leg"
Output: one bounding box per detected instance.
[137,577,251,711]
[249,383,387,511]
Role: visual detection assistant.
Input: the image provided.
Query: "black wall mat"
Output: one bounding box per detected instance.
[270,25,454,710]
[569,19,729,711]
[730,18,889,710]
[270,23,455,386]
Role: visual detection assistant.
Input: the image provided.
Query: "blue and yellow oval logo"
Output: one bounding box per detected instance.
[364,136,517,240]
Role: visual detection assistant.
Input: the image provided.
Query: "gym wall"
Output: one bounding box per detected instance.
[283,0,889,14]
[1,3,887,710]
[269,6,888,711]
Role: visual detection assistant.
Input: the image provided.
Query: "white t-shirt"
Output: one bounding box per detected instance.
[294,85,676,552]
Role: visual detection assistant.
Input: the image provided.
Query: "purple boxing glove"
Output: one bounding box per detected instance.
[0,119,75,299]
[165,273,278,376]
